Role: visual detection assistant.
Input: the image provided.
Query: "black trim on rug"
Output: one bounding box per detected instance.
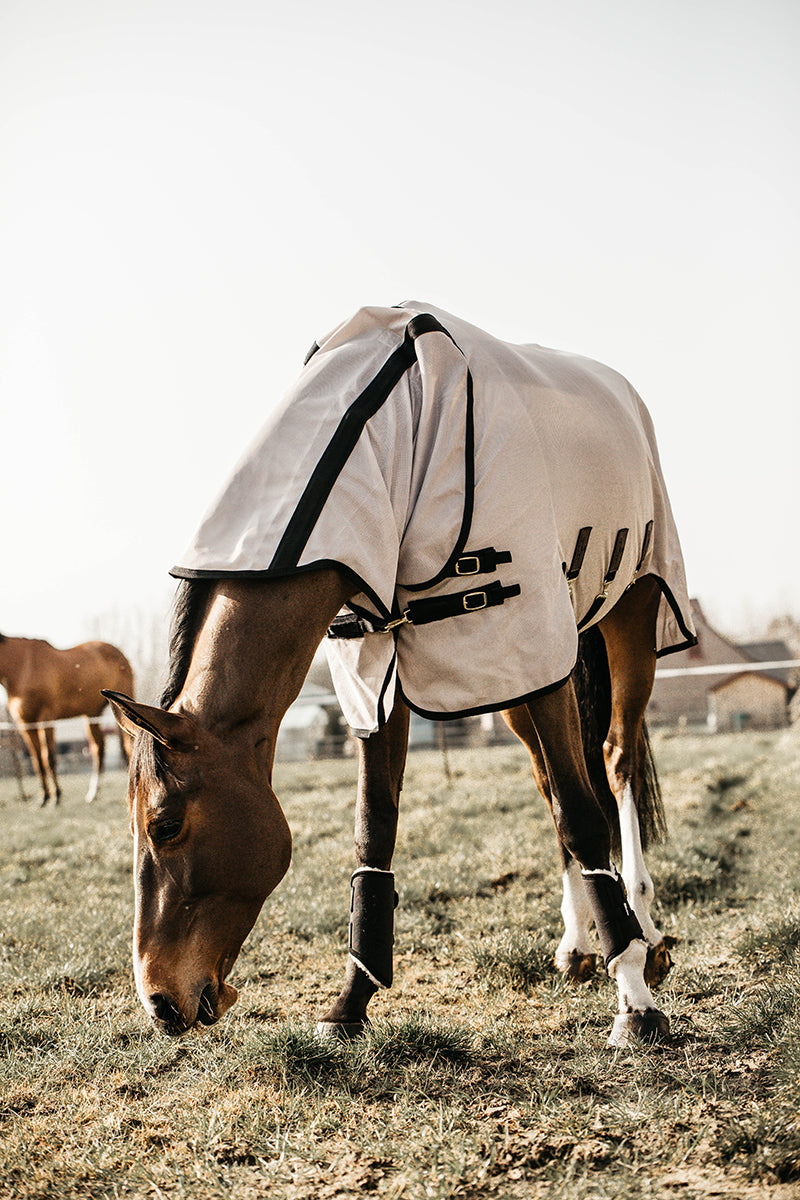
[399,366,476,593]
[649,574,699,655]
[392,670,575,729]
[269,313,463,572]
[169,558,394,623]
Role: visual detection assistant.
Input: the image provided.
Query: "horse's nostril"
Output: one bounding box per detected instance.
[150,992,183,1026]
[196,984,218,1026]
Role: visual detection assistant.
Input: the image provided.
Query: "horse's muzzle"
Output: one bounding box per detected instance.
[149,991,192,1037]
[148,979,238,1037]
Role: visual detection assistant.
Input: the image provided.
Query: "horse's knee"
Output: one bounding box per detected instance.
[555,805,610,871]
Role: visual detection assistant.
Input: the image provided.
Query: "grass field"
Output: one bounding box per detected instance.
[1,730,799,1198]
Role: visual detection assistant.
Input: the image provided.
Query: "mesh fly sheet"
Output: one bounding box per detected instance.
[172,302,695,735]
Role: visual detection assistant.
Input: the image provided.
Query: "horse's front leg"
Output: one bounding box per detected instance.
[526,681,669,1048]
[317,698,409,1039]
[84,719,105,803]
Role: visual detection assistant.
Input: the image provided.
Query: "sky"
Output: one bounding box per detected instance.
[1,0,798,661]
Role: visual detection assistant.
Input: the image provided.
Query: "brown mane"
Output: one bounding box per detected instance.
[131,579,215,792]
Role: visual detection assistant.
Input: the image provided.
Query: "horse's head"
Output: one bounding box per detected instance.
[104,691,291,1036]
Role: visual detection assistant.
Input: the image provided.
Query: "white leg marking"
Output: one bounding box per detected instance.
[618,780,660,946]
[131,821,154,1018]
[608,939,656,1013]
[555,859,595,970]
[85,769,100,803]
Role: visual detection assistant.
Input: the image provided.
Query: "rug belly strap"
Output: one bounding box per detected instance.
[348,868,397,989]
[581,867,645,967]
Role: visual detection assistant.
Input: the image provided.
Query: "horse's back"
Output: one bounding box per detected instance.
[36,640,134,718]
[69,642,135,699]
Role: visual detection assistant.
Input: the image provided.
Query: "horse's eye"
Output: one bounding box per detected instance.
[150,818,184,845]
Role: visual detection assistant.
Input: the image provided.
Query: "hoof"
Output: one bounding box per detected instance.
[607,1008,670,1049]
[557,952,597,983]
[644,938,675,987]
[315,1019,368,1042]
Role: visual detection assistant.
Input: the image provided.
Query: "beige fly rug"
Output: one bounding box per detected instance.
[172,302,696,735]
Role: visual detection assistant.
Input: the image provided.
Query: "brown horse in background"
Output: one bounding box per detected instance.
[0,634,134,805]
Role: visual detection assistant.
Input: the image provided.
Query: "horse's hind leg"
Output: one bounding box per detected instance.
[317,698,410,1040]
[84,719,105,803]
[599,575,672,986]
[525,678,668,1047]
[16,723,51,806]
[40,725,62,806]
[502,705,596,981]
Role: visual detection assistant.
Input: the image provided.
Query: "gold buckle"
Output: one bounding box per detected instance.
[455,555,481,576]
[462,591,487,612]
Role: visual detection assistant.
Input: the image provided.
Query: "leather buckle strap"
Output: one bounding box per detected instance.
[405,579,521,627]
[455,555,481,576]
[462,590,488,611]
[565,527,592,582]
[604,527,629,586]
[564,526,592,597]
[577,528,629,630]
[629,519,654,585]
[326,579,521,639]
[452,547,513,577]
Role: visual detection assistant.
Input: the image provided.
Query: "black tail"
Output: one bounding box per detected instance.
[572,626,667,860]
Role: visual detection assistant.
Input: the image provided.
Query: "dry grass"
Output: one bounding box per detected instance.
[1,730,799,1197]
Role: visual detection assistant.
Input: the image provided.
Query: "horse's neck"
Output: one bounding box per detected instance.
[176,571,351,738]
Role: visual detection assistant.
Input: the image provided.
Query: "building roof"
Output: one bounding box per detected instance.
[649,598,797,724]
[738,640,796,685]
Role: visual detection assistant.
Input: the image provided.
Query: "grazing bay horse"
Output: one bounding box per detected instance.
[0,634,134,804]
[106,302,696,1049]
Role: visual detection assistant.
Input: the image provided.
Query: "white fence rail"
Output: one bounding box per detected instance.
[655,659,800,679]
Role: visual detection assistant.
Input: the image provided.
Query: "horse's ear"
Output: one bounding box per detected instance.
[102,690,200,752]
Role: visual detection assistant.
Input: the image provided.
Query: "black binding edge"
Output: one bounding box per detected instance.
[399,366,476,593]
[270,313,464,573]
[397,669,575,724]
[651,575,698,655]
